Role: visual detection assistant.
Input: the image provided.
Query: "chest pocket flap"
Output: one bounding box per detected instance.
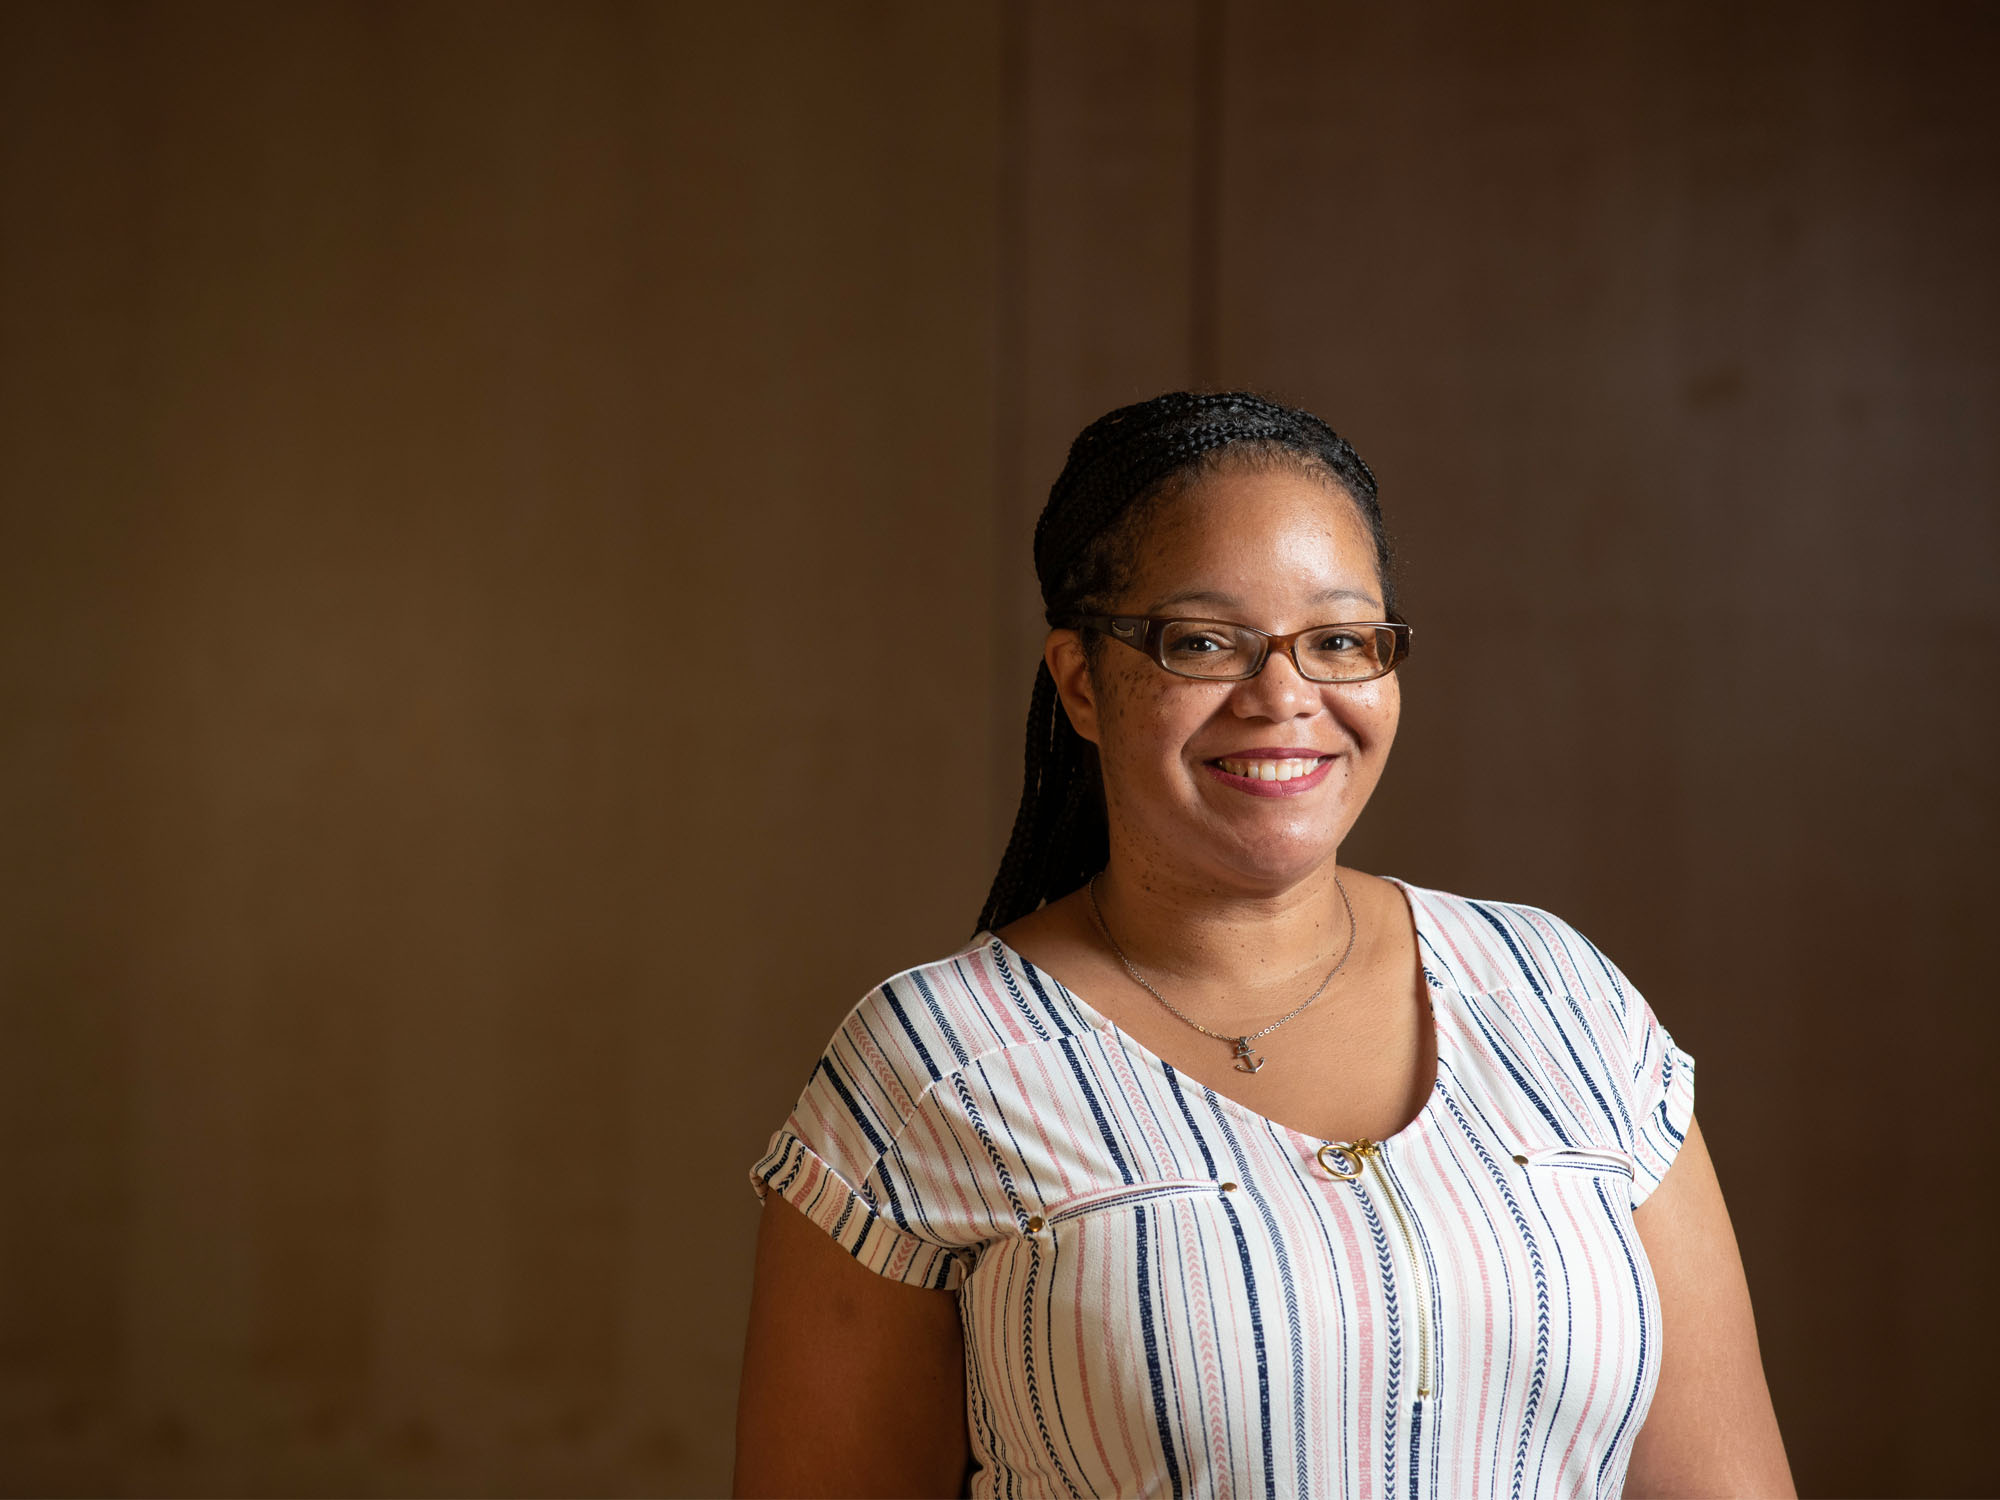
[1511,1143,1637,1179]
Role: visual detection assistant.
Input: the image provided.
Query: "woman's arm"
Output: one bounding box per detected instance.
[734,1193,971,1498]
[1625,1115,1794,1498]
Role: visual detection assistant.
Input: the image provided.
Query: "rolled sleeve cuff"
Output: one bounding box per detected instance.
[1629,1042,1695,1210]
[749,1130,967,1291]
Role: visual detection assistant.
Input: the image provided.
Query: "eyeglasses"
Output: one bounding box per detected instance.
[1064,613,1413,683]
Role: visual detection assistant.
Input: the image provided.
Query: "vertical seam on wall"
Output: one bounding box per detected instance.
[989,0,1032,889]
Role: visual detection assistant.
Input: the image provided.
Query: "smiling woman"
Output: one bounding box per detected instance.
[733,392,1794,1499]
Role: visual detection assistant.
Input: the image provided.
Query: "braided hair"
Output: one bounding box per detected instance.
[974,390,1392,935]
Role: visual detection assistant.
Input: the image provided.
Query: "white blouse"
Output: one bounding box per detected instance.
[751,880,1695,1498]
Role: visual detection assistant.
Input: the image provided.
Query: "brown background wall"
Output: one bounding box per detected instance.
[2,3,1994,1496]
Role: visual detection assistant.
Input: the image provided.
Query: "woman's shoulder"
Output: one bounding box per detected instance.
[817,931,1096,1096]
[1400,879,1691,1169]
[1393,877,1642,1010]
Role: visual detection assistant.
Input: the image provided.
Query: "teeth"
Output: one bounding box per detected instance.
[1217,757,1323,782]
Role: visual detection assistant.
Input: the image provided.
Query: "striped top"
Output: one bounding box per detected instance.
[749,880,1695,1499]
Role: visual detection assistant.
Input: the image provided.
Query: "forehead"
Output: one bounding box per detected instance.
[1123,464,1384,616]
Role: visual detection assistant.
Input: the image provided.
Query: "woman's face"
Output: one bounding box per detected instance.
[1047,460,1400,895]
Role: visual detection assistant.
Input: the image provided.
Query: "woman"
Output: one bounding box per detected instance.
[735,392,1791,1497]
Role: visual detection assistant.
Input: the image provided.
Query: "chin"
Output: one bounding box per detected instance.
[1206,825,1347,893]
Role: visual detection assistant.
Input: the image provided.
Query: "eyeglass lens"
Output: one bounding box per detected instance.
[1156,620,1396,681]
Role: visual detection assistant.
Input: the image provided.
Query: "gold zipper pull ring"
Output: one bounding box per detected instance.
[1313,1138,1375,1182]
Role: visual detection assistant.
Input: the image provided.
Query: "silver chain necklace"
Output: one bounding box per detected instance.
[1086,871,1358,1074]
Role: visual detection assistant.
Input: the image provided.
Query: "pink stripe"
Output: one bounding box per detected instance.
[1417,1125,1499,1498]
[967,948,1033,1047]
[1001,1044,1089,1201]
[1174,1201,1235,1491]
[1066,1214,1124,1484]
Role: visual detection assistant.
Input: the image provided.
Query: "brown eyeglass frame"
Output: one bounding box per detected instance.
[1063,613,1413,683]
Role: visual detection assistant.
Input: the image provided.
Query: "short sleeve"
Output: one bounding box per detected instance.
[749,1127,966,1290]
[1615,966,1696,1210]
[747,973,972,1292]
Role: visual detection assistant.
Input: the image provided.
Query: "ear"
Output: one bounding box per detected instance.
[1044,629,1102,746]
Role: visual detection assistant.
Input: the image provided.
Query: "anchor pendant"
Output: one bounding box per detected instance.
[1231,1037,1266,1073]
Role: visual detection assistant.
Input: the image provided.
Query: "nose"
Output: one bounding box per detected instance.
[1228,641,1321,720]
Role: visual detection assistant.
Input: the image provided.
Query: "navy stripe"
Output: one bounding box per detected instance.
[1059,1035,1136,1185]
[815,1057,888,1157]
[1219,1193,1276,1500]
[878,979,944,1083]
[1133,1205,1186,1500]
[1471,902,1622,1134]
[1594,1175,1653,1492]
[908,967,972,1068]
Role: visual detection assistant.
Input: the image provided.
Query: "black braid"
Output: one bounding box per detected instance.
[975,390,1392,936]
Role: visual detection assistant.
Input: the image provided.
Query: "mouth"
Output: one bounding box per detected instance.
[1212,754,1330,783]
[1204,752,1337,797]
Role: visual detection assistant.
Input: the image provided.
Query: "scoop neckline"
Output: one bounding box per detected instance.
[976,875,1449,1152]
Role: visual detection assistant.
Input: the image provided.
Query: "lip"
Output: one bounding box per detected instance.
[1203,749,1337,798]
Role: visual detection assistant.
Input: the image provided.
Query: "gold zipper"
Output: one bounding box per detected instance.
[1317,1138,1431,1400]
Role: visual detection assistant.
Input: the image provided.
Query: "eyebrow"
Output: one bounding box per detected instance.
[1146,586,1384,614]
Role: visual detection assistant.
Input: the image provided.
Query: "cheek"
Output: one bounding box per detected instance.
[1090,663,1147,730]
[1339,676,1401,739]
[1095,670,1207,763]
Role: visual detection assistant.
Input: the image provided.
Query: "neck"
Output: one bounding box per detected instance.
[1089,854,1356,998]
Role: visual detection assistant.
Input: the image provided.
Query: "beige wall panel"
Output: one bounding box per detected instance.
[3,0,1995,1495]
[1212,5,1998,1496]
[0,3,1000,1495]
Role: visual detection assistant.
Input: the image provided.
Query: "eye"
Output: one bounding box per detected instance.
[1156,621,1258,677]
[1160,621,1249,656]
[1298,627,1390,679]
